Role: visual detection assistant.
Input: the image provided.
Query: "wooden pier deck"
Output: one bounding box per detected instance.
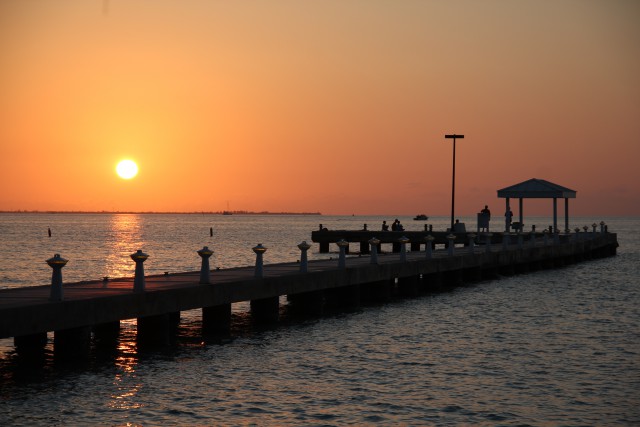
[0,232,618,356]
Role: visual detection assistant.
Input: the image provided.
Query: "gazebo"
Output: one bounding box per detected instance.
[497,178,577,232]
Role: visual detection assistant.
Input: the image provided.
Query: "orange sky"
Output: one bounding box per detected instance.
[1,0,639,215]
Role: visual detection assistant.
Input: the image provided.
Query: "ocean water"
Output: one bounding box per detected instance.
[0,213,638,426]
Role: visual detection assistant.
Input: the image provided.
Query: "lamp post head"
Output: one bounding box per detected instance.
[398,236,410,244]
[445,134,465,139]
[368,237,380,246]
[424,235,435,242]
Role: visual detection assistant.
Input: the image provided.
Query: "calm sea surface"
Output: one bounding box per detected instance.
[0,213,639,425]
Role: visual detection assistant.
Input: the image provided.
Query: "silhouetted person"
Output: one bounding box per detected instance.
[480,205,491,232]
[382,221,389,231]
[505,208,513,230]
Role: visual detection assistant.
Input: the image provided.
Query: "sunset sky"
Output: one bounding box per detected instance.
[1,0,638,215]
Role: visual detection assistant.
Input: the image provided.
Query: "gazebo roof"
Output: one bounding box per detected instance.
[497,178,576,199]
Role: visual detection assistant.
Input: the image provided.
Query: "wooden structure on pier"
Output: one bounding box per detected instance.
[497,178,576,232]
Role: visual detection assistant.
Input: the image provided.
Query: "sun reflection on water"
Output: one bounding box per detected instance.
[105,214,144,280]
[108,319,142,410]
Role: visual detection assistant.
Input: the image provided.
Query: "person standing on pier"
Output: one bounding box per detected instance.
[382,221,389,231]
[480,205,491,232]
[505,208,513,231]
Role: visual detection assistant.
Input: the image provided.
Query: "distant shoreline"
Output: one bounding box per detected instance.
[0,210,322,216]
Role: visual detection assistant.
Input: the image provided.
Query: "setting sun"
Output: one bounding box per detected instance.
[116,160,139,180]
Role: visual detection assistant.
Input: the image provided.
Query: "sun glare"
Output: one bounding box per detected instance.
[116,160,138,179]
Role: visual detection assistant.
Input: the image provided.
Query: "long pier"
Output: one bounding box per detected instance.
[0,230,618,359]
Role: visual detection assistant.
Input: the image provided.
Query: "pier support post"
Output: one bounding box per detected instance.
[369,237,380,264]
[298,241,311,273]
[130,250,149,292]
[554,230,560,245]
[360,241,369,254]
[202,303,232,337]
[325,284,360,310]
[197,246,214,284]
[543,230,549,246]
[93,321,120,344]
[398,276,420,297]
[399,236,409,262]
[365,280,393,302]
[14,332,48,356]
[47,254,68,301]
[251,297,280,323]
[425,235,435,259]
[443,269,463,287]
[319,242,329,253]
[287,290,325,316]
[337,239,348,269]
[530,232,536,248]
[253,244,267,278]
[54,326,92,361]
[517,232,524,249]
[422,272,444,292]
[410,242,421,252]
[137,314,173,346]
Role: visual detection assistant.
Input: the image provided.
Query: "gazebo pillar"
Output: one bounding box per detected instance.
[553,197,558,232]
[564,198,569,233]
[519,198,523,228]
[505,197,510,232]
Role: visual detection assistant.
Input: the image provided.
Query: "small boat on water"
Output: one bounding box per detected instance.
[413,214,428,220]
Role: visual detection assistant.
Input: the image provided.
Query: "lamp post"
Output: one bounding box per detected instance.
[445,134,464,231]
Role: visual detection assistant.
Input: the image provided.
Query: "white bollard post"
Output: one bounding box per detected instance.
[399,236,410,262]
[369,237,380,264]
[424,235,435,259]
[502,232,510,251]
[252,244,267,278]
[485,233,493,253]
[47,253,68,301]
[197,246,214,284]
[297,241,311,273]
[447,234,456,256]
[574,227,580,242]
[467,233,476,253]
[130,250,149,292]
[600,221,605,233]
[337,239,348,269]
